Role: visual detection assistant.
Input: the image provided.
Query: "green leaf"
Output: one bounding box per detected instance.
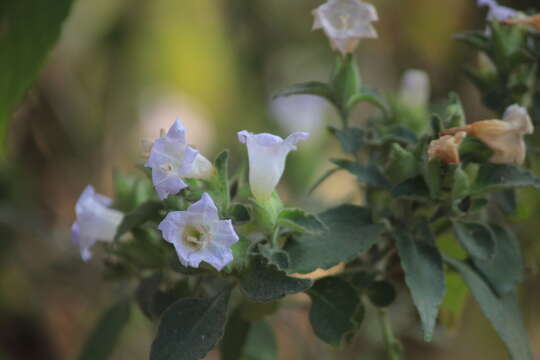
[451,164,470,201]
[459,136,493,163]
[239,256,312,302]
[391,176,430,200]
[228,236,251,271]
[0,0,74,155]
[113,173,154,212]
[136,275,189,320]
[221,307,251,360]
[470,164,540,195]
[307,277,360,346]
[385,143,419,185]
[329,126,364,154]
[230,203,251,224]
[423,158,443,199]
[273,81,334,104]
[331,159,390,188]
[150,288,231,360]
[276,208,325,234]
[285,205,385,274]
[395,223,445,341]
[445,92,466,128]
[379,125,419,145]
[445,257,533,360]
[115,201,163,240]
[241,320,278,360]
[258,245,290,271]
[347,87,390,116]
[472,225,523,295]
[366,281,397,308]
[452,221,495,261]
[77,300,131,360]
[210,151,230,216]
[454,31,491,53]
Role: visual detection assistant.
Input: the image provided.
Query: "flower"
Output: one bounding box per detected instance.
[145,119,214,200]
[158,193,239,270]
[271,95,328,141]
[313,0,379,55]
[238,131,309,201]
[71,185,124,261]
[440,104,534,164]
[427,131,467,164]
[503,14,540,32]
[399,69,431,109]
[477,0,519,21]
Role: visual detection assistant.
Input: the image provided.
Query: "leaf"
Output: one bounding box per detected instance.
[220,307,251,360]
[452,221,495,261]
[150,288,231,360]
[258,245,290,271]
[210,151,230,216]
[391,176,430,200]
[385,143,419,185]
[113,173,154,212]
[77,300,131,360]
[472,225,523,295]
[445,92,466,128]
[451,165,470,201]
[115,201,163,240]
[0,0,74,154]
[136,275,189,320]
[395,224,445,341]
[307,277,361,346]
[276,208,325,234]
[379,125,418,145]
[470,164,540,195]
[331,159,390,188]
[273,81,334,104]
[366,281,397,308]
[285,205,385,274]
[445,257,533,360]
[423,159,443,199]
[228,236,251,271]
[347,87,390,115]
[239,256,313,302]
[241,320,278,360]
[230,203,251,224]
[329,126,364,154]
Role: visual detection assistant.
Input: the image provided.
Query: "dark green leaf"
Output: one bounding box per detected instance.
[77,300,131,360]
[492,189,517,215]
[391,176,430,200]
[329,127,364,154]
[230,203,251,223]
[273,81,334,104]
[150,288,231,360]
[431,114,444,135]
[459,136,493,163]
[258,246,290,271]
[366,281,397,308]
[136,275,189,320]
[331,159,390,188]
[277,208,325,234]
[454,31,491,52]
[307,277,360,346]
[239,256,312,302]
[241,320,278,360]
[445,257,533,360]
[0,0,74,153]
[452,221,495,261]
[379,125,418,145]
[285,205,385,274]
[473,225,523,295]
[395,224,445,341]
[221,308,251,360]
[470,164,540,195]
[115,201,163,240]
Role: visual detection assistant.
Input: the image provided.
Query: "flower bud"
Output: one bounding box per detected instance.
[313,0,378,55]
[428,132,467,164]
[503,14,540,32]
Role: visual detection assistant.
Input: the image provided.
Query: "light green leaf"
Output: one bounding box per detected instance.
[386,143,419,185]
[239,256,312,302]
[77,300,131,360]
[285,205,385,274]
[451,164,470,201]
[395,224,445,341]
[0,0,74,155]
[452,221,495,261]
[150,288,231,360]
[445,257,533,360]
[307,277,360,346]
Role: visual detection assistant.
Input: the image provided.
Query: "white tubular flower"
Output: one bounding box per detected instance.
[440,104,534,165]
[477,0,519,21]
[399,69,431,109]
[237,131,310,201]
[313,0,379,55]
[145,119,214,200]
[428,132,467,164]
[71,185,124,261]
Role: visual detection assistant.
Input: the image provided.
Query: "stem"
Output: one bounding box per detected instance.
[377,308,402,360]
[271,226,280,248]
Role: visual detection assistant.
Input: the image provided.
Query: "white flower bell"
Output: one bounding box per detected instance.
[237,131,309,201]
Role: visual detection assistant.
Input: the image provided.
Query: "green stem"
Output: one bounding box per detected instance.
[377,308,402,360]
[271,226,280,248]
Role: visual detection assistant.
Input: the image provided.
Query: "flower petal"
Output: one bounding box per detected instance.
[213,220,240,247]
[187,193,219,224]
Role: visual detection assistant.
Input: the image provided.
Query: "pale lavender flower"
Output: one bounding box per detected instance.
[399,69,431,109]
[158,193,239,270]
[71,185,124,261]
[313,0,379,55]
[477,0,519,21]
[238,131,309,201]
[145,119,213,200]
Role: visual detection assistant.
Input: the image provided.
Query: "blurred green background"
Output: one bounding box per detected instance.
[2,0,540,359]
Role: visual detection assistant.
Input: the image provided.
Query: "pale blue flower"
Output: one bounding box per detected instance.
[145,119,213,200]
[313,0,379,55]
[71,185,124,261]
[158,193,239,270]
[238,131,309,201]
[477,0,518,21]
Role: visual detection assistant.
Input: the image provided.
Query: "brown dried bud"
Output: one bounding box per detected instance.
[503,13,540,32]
[428,131,467,164]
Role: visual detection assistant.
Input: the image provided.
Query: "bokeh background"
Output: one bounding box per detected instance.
[2,0,540,359]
